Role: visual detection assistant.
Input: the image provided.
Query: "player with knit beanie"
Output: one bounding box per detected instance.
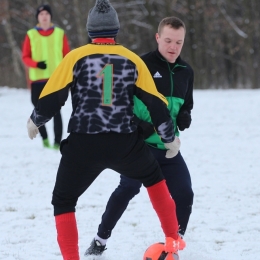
[26,1,185,259]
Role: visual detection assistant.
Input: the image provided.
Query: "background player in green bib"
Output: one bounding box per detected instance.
[22,4,70,149]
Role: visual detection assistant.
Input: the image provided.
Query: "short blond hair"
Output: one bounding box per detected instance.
[158,17,186,35]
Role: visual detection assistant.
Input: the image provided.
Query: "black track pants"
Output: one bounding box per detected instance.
[97,146,194,238]
[51,132,164,216]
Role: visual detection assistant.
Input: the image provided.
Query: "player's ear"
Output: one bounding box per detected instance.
[155,33,159,42]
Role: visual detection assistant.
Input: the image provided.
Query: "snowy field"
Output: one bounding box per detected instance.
[0,86,260,260]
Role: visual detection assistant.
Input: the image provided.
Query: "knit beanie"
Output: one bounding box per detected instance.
[36,4,52,19]
[86,0,120,39]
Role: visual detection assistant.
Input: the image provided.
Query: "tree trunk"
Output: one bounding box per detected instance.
[1,0,23,79]
[73,0,87,46]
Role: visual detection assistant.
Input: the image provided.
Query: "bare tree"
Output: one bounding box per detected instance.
[1,0,24,80]
[0,0,260,89]
[218,1,248,38]
[72,0,87,46]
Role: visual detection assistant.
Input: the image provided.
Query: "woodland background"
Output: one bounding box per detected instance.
[0,0,259,89]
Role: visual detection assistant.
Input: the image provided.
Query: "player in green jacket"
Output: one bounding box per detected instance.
[85,16,193,259]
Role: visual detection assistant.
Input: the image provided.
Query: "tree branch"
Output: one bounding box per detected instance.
[217,1,248,38]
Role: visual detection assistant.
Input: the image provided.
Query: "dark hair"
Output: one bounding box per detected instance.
[158,17,186,35]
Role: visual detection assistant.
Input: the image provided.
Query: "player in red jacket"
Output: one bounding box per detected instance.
[22,4,70,149]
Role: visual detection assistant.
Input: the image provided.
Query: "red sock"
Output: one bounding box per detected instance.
[147,180,178,239]
[55,212,79,260]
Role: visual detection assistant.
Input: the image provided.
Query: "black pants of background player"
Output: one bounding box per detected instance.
[31,81,62,145]
[51,131,165,216]
[96,147,194,238]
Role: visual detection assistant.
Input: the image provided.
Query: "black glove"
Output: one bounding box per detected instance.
[177,110,191,131]
[132,115,155,139]
[37,61,47,70]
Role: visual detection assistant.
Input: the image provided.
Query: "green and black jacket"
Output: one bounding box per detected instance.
[134,49,194,149]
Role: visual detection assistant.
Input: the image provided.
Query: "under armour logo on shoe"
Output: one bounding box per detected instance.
[164,235,186,253]
[172,240,180,249]
[153,71,162,78]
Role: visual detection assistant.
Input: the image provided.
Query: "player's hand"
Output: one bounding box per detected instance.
[27,118,39,139]
[132,115,154,139]
[164,137,180,158]
[177,110,191,131]
[37,61,47,70]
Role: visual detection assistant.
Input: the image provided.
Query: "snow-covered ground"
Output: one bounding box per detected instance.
[0,86,260,260]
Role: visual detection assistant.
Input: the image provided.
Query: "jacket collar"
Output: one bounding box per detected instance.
[155,48,182,65]
[92,38,116,44]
